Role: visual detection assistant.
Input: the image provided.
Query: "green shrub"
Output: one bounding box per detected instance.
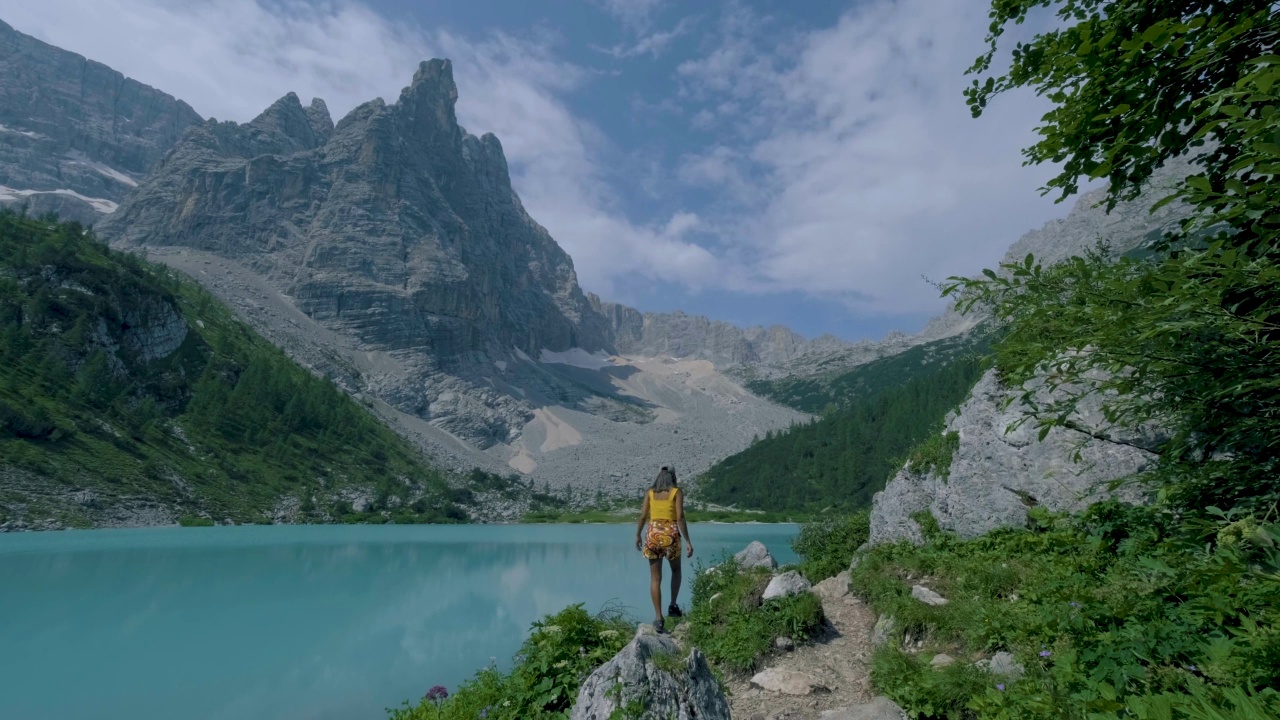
[849,502,1280,719]
[685,556,826,674]
[0,210,465,524]
[177,515,214,527]
[792,510,871,582]
[906,431,960,480]
[387,604,631,720]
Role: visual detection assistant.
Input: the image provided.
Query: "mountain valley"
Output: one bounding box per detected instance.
[0,16,1197,523]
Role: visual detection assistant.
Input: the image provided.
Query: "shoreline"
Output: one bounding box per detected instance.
[0,517,804,533]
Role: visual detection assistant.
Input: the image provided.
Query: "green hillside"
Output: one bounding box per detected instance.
[0,210,466,528]
[700,332,990,513]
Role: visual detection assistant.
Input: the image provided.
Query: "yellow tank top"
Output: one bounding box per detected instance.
[649,488,680,521]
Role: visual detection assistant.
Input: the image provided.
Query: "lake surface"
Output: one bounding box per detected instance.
[0,522,798,720]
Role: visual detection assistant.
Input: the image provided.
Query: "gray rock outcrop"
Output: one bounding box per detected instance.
[570,625,729,720]
[0,20,203,223]
[734,541,778,570]
[763,571,812,601]
[870,368,1158,545]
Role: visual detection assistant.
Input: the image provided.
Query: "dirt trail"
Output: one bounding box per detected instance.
[726,572,879,720]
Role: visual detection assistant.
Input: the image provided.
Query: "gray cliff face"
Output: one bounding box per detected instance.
[101,61,605,362]
[869,368,1158,545]
[86,61,809,482]
[999,152,1200,270]
[590,297,837,366]
[0,20,203,223]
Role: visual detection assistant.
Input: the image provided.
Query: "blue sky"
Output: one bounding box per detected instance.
[6,0,1080,342]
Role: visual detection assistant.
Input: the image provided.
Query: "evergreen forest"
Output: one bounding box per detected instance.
[0,210,467,527]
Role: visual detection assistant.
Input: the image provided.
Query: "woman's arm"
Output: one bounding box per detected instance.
[635,492,650,551]
[676,490,693,557]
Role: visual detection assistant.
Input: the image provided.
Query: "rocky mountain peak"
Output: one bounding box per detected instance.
[393,58,464,152]
[247,91,325,153]
[97,60,616,446]
[305,98,334,141]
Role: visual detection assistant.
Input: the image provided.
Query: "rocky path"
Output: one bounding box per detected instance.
[725,571,893,720]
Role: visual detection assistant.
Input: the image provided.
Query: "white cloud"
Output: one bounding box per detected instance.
[3,0,716,299]
[592,0,667,32]
[592,16,696,59]
[5,0,1091,324]
[671,0,1079,316]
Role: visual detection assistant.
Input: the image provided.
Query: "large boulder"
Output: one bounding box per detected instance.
[570,625,730,720]
[870,368,1158,545]
[734,541,777,570]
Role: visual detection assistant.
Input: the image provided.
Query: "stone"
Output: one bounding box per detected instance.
[748,668,828,696]
[813,570,851,601]
[911,585,949,606]
[978,651,1025,679]
[762,571,811,601]
[774,636,795,652]
[930,653,955,668]
[571,626,730,720]
[709,592,722,604]
[817,697,909,720]
[734,541,777,570]
[848,543,869,572]
[871,615,897,648]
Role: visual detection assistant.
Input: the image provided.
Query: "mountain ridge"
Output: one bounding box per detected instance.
[0,19,202,223]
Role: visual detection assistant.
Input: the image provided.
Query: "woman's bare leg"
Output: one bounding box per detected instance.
[669,556,682,609]
[649,558,664,623]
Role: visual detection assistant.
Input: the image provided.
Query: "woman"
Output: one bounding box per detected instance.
[635,466,694,632]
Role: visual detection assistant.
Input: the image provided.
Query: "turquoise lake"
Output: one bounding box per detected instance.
[0,522,798,720]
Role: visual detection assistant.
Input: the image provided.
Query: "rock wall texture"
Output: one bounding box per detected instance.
[101,61,606,363]
[96,61,619,447]
[592,298,849,367]
[870,368,1159,545]
[0,20,203,223]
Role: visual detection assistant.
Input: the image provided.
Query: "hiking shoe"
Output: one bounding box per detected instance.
[667,604,683,618]
[654,617,665,633]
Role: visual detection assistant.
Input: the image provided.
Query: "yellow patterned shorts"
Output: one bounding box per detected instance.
[643,519,681,561]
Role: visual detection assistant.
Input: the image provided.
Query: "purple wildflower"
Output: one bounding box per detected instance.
[1039,650,1052,657]
[424,685,448,703]
[1068,602,1080,607]
[480,708,489,718]
[997,683,1005,691]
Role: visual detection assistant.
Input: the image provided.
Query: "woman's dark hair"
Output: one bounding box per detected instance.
[651,466,678,493]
